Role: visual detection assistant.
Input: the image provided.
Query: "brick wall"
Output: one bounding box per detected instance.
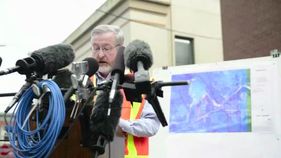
[221,0,281,60]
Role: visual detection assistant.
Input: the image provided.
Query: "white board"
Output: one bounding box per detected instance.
[150,57,281,158]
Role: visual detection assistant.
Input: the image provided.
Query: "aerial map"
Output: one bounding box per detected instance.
[169,69,252,133]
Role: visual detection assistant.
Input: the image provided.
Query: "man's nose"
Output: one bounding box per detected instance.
[97,50,106,58]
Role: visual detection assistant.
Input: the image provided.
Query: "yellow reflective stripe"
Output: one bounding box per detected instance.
[125,155,148,158]
[126,102,142,158]
[126,134,138,157]
[70,94,76,101]
[130,102,141,120]
[92,75,97,87]
[90,76,97,102]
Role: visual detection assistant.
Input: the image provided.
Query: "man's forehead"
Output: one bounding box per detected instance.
[92,33,116,44]
[92,43,112,47]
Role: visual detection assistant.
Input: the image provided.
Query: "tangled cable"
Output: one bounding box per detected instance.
[6,80,65,158]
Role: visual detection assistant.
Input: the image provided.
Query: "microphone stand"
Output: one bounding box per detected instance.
[147,81,188,126]
[3,73,41,124]
[78,89,95,149]
[68,65,107,157]
[122,80,188,127]
[0,93,16,97]
[1,57,46,115]
[54,61,109,158]
[89,135,108,158]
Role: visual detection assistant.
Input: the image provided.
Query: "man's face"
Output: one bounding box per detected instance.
[91,32,118,77]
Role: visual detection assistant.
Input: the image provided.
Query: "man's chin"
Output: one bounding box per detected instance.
[98,67,112,76]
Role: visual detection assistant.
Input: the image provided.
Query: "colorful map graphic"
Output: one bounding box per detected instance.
[169,69,251,133]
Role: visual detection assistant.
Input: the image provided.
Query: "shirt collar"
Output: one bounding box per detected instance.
[96,71,111,84]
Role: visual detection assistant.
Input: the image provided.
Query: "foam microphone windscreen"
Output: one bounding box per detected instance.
[124,40,153,72]
[83,57,99,77]
[90,90,123,142]
[31,43,75,75]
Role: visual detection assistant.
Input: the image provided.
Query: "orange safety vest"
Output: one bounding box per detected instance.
[121,92,149,158]
[90,75,149,158]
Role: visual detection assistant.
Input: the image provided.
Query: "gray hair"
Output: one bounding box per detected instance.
[90,25,124,46]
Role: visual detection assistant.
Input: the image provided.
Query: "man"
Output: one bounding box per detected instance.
[90,24,160,158]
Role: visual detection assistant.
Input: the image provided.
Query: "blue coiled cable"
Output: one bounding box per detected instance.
[6,80,65,158]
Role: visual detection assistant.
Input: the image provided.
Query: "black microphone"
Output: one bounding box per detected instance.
[0,57,2,67]
[3,44,74,113]
[0,43,75,76]
[124,39,153,93]
[108,46,125,105]
[89,89,123,156]
[83,57,99,77]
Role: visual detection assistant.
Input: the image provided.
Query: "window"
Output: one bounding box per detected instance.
[175,37,194,65]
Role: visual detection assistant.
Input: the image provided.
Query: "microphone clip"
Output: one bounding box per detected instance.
[71,61,91,100]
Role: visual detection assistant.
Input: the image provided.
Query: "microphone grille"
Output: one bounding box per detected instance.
[124,40,153,72]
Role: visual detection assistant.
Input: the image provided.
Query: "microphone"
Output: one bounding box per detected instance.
[124,39,153,93]
[70,57,99,96]
[61,57,99,103]
[74,58,100,150]
[108,46,125,108]
[0,57,2,67]
[3,44,74,113]
[0,43,75,76]
[83,57,99,77]
[124,40,153,71]
[89,89,123,155]
[52,57,99,99]
[124,40,169,126]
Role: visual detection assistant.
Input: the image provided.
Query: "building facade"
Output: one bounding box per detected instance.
[64,0,223,69]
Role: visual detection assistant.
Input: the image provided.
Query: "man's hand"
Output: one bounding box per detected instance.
[116,126,127,137]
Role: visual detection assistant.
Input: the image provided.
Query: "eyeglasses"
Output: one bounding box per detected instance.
[92,45,120,54]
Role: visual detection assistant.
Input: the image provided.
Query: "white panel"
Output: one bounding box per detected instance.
[150,56,281,158]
